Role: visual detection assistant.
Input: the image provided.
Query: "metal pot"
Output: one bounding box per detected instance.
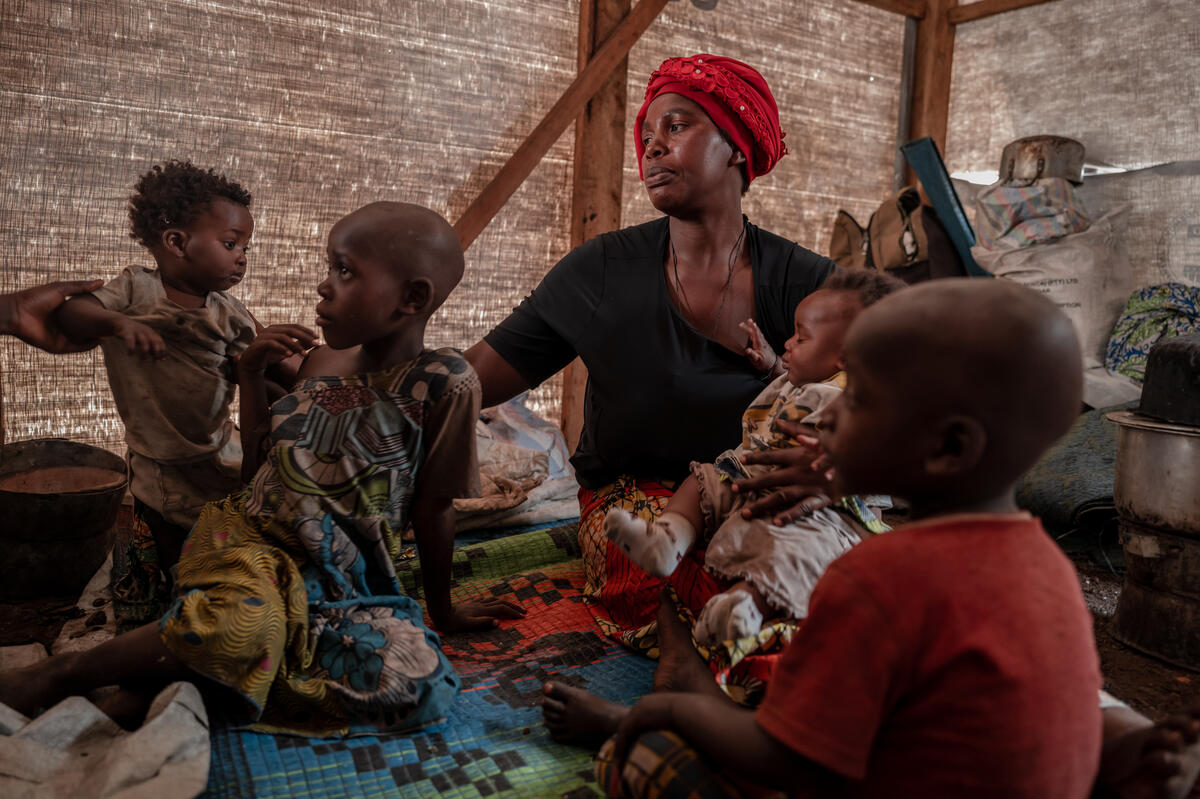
[1108,411,1200,533]
[999,136,1086,185]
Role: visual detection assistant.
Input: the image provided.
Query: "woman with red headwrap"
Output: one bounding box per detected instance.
[466,55,835,648]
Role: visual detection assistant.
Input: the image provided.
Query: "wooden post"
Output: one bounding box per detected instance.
[453,0,668,250]
[893,16,919,190]
[908,0,957,155]
[560,0,632,449]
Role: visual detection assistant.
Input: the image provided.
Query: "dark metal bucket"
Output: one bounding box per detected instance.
[0,438,127,600]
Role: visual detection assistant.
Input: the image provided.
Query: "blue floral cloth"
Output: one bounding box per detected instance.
[1106,283,1200,383]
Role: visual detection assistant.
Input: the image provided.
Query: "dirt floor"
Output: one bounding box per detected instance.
[1,514,1196,722]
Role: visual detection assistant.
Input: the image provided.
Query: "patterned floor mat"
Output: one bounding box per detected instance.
[203,524,654,798]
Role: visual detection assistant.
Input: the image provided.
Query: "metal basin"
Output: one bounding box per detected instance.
[0,438,127,599]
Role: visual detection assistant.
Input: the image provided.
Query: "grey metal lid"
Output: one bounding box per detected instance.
[1107,409,1200,437]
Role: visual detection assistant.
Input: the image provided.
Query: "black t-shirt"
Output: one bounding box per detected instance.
[485,216,836,488]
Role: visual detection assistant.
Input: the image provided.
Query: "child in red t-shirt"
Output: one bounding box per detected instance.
[589,278,1105,797]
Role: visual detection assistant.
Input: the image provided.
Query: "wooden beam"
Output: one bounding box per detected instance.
[560,0,631,448]
[849,0,927,19]
[893,16,918,190]
[453,0,668,250]
[948,0,1063,25]
[907,0,956,156]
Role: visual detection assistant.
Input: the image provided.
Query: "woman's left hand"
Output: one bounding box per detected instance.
[733,420,836,524]
[439,597,526,633]
[738,318,780,377]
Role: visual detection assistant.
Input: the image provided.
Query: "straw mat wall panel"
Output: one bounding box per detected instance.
[1,0,580,452]
[1,0,905,457]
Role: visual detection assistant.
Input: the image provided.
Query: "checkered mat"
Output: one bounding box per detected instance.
[203,523,655,798]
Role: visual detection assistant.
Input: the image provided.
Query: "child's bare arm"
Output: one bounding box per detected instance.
[612,693,843,794]
[54,295,166,358]
[237,324,316,481]
[411,492,525,633]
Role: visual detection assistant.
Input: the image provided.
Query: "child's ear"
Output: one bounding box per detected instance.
[397,277,435,316]
[729,148,747,167]
[161,229,188,258]
[924,415,986,478]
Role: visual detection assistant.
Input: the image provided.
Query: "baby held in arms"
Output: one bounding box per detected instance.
[604,269,906,644]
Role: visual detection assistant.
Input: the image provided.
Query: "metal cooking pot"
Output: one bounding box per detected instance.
[999,136,1086,186]
[1108,411,1200,532]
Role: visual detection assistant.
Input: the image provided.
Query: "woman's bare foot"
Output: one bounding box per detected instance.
[652,589,723,698]
[541,681,627,747]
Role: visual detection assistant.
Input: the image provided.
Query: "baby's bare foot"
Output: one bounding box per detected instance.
[694,589,763,646]
[541,681,626,747]
[604,510,694,578]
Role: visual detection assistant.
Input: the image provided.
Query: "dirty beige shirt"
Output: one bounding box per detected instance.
[94,265,257,463]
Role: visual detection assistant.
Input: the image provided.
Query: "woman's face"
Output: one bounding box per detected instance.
[639,93,743,214]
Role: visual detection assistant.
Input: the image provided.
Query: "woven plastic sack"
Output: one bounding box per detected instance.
[973,207,1133,369]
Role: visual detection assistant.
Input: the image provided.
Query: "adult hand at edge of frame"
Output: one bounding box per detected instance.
[1,279,104,353]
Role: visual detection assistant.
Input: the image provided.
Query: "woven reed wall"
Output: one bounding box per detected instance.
[946,0,1200,288]
[1,0,906,456]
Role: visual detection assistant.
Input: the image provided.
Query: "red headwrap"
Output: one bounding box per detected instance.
[634,54,787,184]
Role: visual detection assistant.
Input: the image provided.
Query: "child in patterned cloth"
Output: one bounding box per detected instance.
[603,270,905,644]
[2,202,523,735]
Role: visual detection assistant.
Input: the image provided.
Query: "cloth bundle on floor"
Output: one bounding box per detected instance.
[0,680,209,799]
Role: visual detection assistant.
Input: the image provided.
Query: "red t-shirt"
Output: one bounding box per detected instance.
[756,513,1101,798]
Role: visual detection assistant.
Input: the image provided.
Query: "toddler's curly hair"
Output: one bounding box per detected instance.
[128,160,252,248]
[821,268,908,308]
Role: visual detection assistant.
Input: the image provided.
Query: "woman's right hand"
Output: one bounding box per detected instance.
[239,324,318,376]
[112,317,167,359]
